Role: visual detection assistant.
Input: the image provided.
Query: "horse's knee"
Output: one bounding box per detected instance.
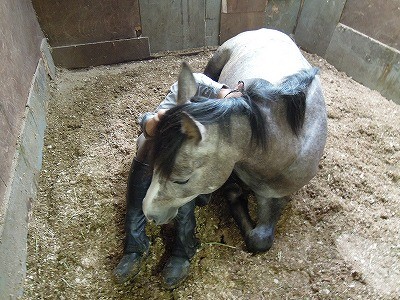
[245,225,275,253]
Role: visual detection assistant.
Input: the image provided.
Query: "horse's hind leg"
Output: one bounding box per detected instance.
[203,47,230,81]
[245,196,289,253]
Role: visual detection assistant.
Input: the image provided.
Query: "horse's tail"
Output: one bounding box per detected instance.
[277,67,319,136]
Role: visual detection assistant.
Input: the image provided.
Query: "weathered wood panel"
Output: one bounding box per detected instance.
[220,0,267,44]
[205,0,221,46]
[221,0,268,13]
[32,0,149,68]
[295,0,346,56]
[220,12,266,44]
[32,0,141,46]
[326,24,400,104]
[265,0,302,35]
[140,0,206,52]
[341,0,400,51]
[52,37,150,69]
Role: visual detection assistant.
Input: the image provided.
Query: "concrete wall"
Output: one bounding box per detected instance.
[0,0,54,297]
[0,0,43,218]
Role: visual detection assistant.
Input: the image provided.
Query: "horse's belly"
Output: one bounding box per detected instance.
[235,153,320,198]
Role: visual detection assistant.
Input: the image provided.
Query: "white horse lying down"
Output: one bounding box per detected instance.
[144,28,327,253]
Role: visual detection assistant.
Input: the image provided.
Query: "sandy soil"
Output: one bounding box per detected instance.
[22,50,400,300]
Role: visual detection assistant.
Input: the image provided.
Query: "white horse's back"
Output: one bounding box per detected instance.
[217,29,310,87]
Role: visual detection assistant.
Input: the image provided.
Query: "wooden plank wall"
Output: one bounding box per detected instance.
[265,0,302,35]
[295,0,347,56]
[219,0,267,43]
[30,0,399,103]
[341,0,400,51]
[139,0,206,52]
[32,0,150,68]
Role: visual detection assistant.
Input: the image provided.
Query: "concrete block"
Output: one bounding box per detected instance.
[0,59,50,298]
[326,24,400,104]
[26,61,48,144]
[265,0,302,35]
[40,38,56,79]
[295,0,346,56]
[0,145,36,299]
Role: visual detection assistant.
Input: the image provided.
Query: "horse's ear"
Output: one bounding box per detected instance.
[181,112,206,143]
[177,62,197,105]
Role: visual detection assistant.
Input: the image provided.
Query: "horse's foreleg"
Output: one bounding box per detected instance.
[224,182,254,238]
[245,196,288,253]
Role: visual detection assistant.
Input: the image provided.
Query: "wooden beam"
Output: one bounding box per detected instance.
[52,37,150,69]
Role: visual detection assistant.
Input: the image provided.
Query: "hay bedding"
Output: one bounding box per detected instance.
[22,50,399,299]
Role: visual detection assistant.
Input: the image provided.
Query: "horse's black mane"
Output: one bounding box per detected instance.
[153,67,318,178]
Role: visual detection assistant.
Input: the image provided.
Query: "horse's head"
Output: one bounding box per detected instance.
[142,63,236,225]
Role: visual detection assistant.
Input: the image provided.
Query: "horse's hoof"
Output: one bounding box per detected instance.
[113,252,147,283]
[245,226,274,253]
[162,256,190,289]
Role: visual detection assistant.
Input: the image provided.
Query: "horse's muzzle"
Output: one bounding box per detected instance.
[144,207,178,225]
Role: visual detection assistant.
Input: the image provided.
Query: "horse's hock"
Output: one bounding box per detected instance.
[1,0,399,298]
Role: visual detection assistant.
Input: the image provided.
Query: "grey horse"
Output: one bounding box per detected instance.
[143,29,327,254]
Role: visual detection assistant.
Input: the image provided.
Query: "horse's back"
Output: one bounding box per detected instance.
[217,29,310,87]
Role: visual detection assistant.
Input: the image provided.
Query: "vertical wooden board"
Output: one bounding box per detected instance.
[221,0,268,13]
[205,0,221,46]
[326,24,400,104]
[220,0,268,44]
[294,0,346,56]
[265,0,301,35]
[183,0,206,50]
[140,0,205,52]
[341,0,400,51]
[220,12,265,44]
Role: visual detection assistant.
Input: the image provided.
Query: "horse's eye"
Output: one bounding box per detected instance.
[173,178,189,185]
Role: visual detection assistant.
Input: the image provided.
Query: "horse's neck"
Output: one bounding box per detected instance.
[210,115,253,161]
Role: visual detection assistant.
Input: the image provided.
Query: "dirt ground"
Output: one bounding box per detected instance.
[22,50,399,300]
